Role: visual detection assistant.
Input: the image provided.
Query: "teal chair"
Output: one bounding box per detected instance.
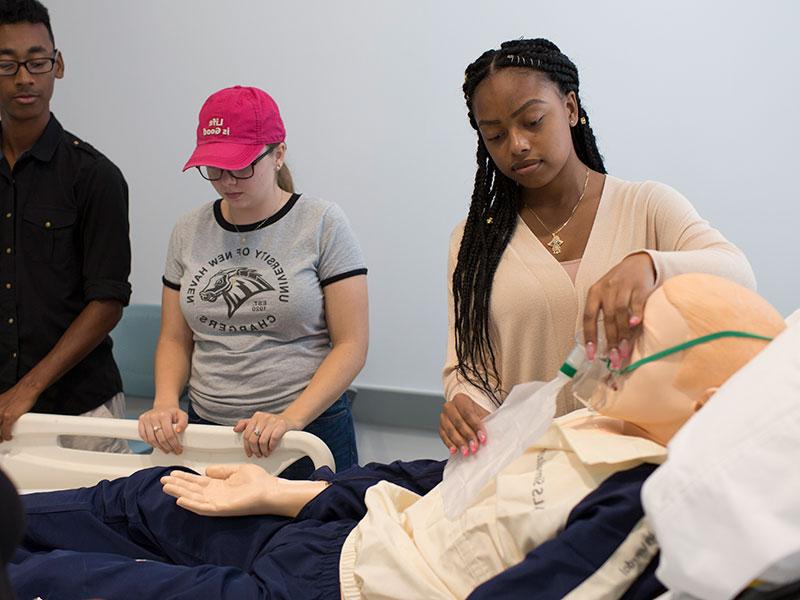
[110,304,161,451]
[111,304,161,402]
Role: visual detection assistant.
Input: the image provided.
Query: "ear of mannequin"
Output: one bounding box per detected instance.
[694,387,717,412]
[567,273,786,445]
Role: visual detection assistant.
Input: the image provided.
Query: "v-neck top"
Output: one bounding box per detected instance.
[444,176,756,416]
[559,258,581,283]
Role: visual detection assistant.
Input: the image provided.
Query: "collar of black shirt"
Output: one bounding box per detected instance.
[0,113,62,166]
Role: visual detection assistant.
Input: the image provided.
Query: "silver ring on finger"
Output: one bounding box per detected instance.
[253,427,261,436]
[153,425,163,433]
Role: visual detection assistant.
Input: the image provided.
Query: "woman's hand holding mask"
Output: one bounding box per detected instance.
[583,252,657,368]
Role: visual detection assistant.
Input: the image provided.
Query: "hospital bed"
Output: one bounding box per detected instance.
[0,412,335,492]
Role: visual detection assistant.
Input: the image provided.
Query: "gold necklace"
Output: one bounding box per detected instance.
[232,215,271,245]
[227,191,287,244]
[525,169,590,255]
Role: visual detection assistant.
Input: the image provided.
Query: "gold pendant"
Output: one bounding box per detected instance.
[548,234,564,255]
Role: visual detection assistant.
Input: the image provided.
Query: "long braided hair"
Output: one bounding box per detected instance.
[454,38,607,404]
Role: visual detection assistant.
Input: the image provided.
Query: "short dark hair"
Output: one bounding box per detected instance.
[0,0,55,46]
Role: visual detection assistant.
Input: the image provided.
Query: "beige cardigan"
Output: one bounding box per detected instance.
[443,176,756,416]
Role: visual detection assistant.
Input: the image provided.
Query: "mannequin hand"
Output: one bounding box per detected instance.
[138,403,189,454]
[583,252,657,369]
[161,464,282,516]
[439,393,489,456]
[161,464,329,518]
[0,383,39,441]
[234,412,302,458]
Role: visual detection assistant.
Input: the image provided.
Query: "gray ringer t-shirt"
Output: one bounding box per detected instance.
[163,194,367,424]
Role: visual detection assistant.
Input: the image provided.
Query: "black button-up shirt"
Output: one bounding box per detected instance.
[0,114,131,415]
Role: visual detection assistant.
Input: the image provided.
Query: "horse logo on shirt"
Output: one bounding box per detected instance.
[199,267,274,317]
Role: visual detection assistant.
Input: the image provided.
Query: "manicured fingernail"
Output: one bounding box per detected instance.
[461,446,468,456]
[619,339,630,359]
[469,440,477,454]
[478,431,487,444]
[629,316,641,326]
[586,342,596,361]
[610,348,621,370]
[449,446,457,455]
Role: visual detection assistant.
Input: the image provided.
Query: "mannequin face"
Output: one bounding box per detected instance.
[576,273,784,445]
[593,288,705,444]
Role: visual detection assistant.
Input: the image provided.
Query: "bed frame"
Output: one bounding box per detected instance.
[0,413,335,491]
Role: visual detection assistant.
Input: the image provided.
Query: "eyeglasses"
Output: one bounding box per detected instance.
[196,146,276,181]
[0,51,59,76]
[566,330,774,412]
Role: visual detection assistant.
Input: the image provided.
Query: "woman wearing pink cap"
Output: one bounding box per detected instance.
[138,86,368,476]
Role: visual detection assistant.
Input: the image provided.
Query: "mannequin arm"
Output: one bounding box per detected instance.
[161,463,329,518]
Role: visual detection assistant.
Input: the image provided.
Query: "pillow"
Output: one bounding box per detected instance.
[642,321,800,600]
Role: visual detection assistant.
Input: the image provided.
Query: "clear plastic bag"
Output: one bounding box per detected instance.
[440,375,566,519]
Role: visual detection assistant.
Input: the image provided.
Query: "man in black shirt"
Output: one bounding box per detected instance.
[0,0,131,450]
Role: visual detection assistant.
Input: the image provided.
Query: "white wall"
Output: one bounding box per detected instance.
[47,0,800,394]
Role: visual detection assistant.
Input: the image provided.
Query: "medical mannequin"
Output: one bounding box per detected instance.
[585,273,784,444]
[10,273,785,599]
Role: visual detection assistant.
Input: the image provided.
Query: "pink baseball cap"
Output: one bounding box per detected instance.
[183,86,286,172]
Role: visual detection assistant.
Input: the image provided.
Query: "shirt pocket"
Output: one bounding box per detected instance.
[22,205,77,263]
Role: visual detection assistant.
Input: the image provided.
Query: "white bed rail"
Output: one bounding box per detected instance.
[0,413,335,491]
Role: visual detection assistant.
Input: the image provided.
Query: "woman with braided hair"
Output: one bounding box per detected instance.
[439,38,755,456]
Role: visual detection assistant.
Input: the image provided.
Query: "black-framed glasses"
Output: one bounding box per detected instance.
[0,51,59,76]
[196,146,276,181]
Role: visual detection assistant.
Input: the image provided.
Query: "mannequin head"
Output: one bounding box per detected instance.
[594,274,786,444]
